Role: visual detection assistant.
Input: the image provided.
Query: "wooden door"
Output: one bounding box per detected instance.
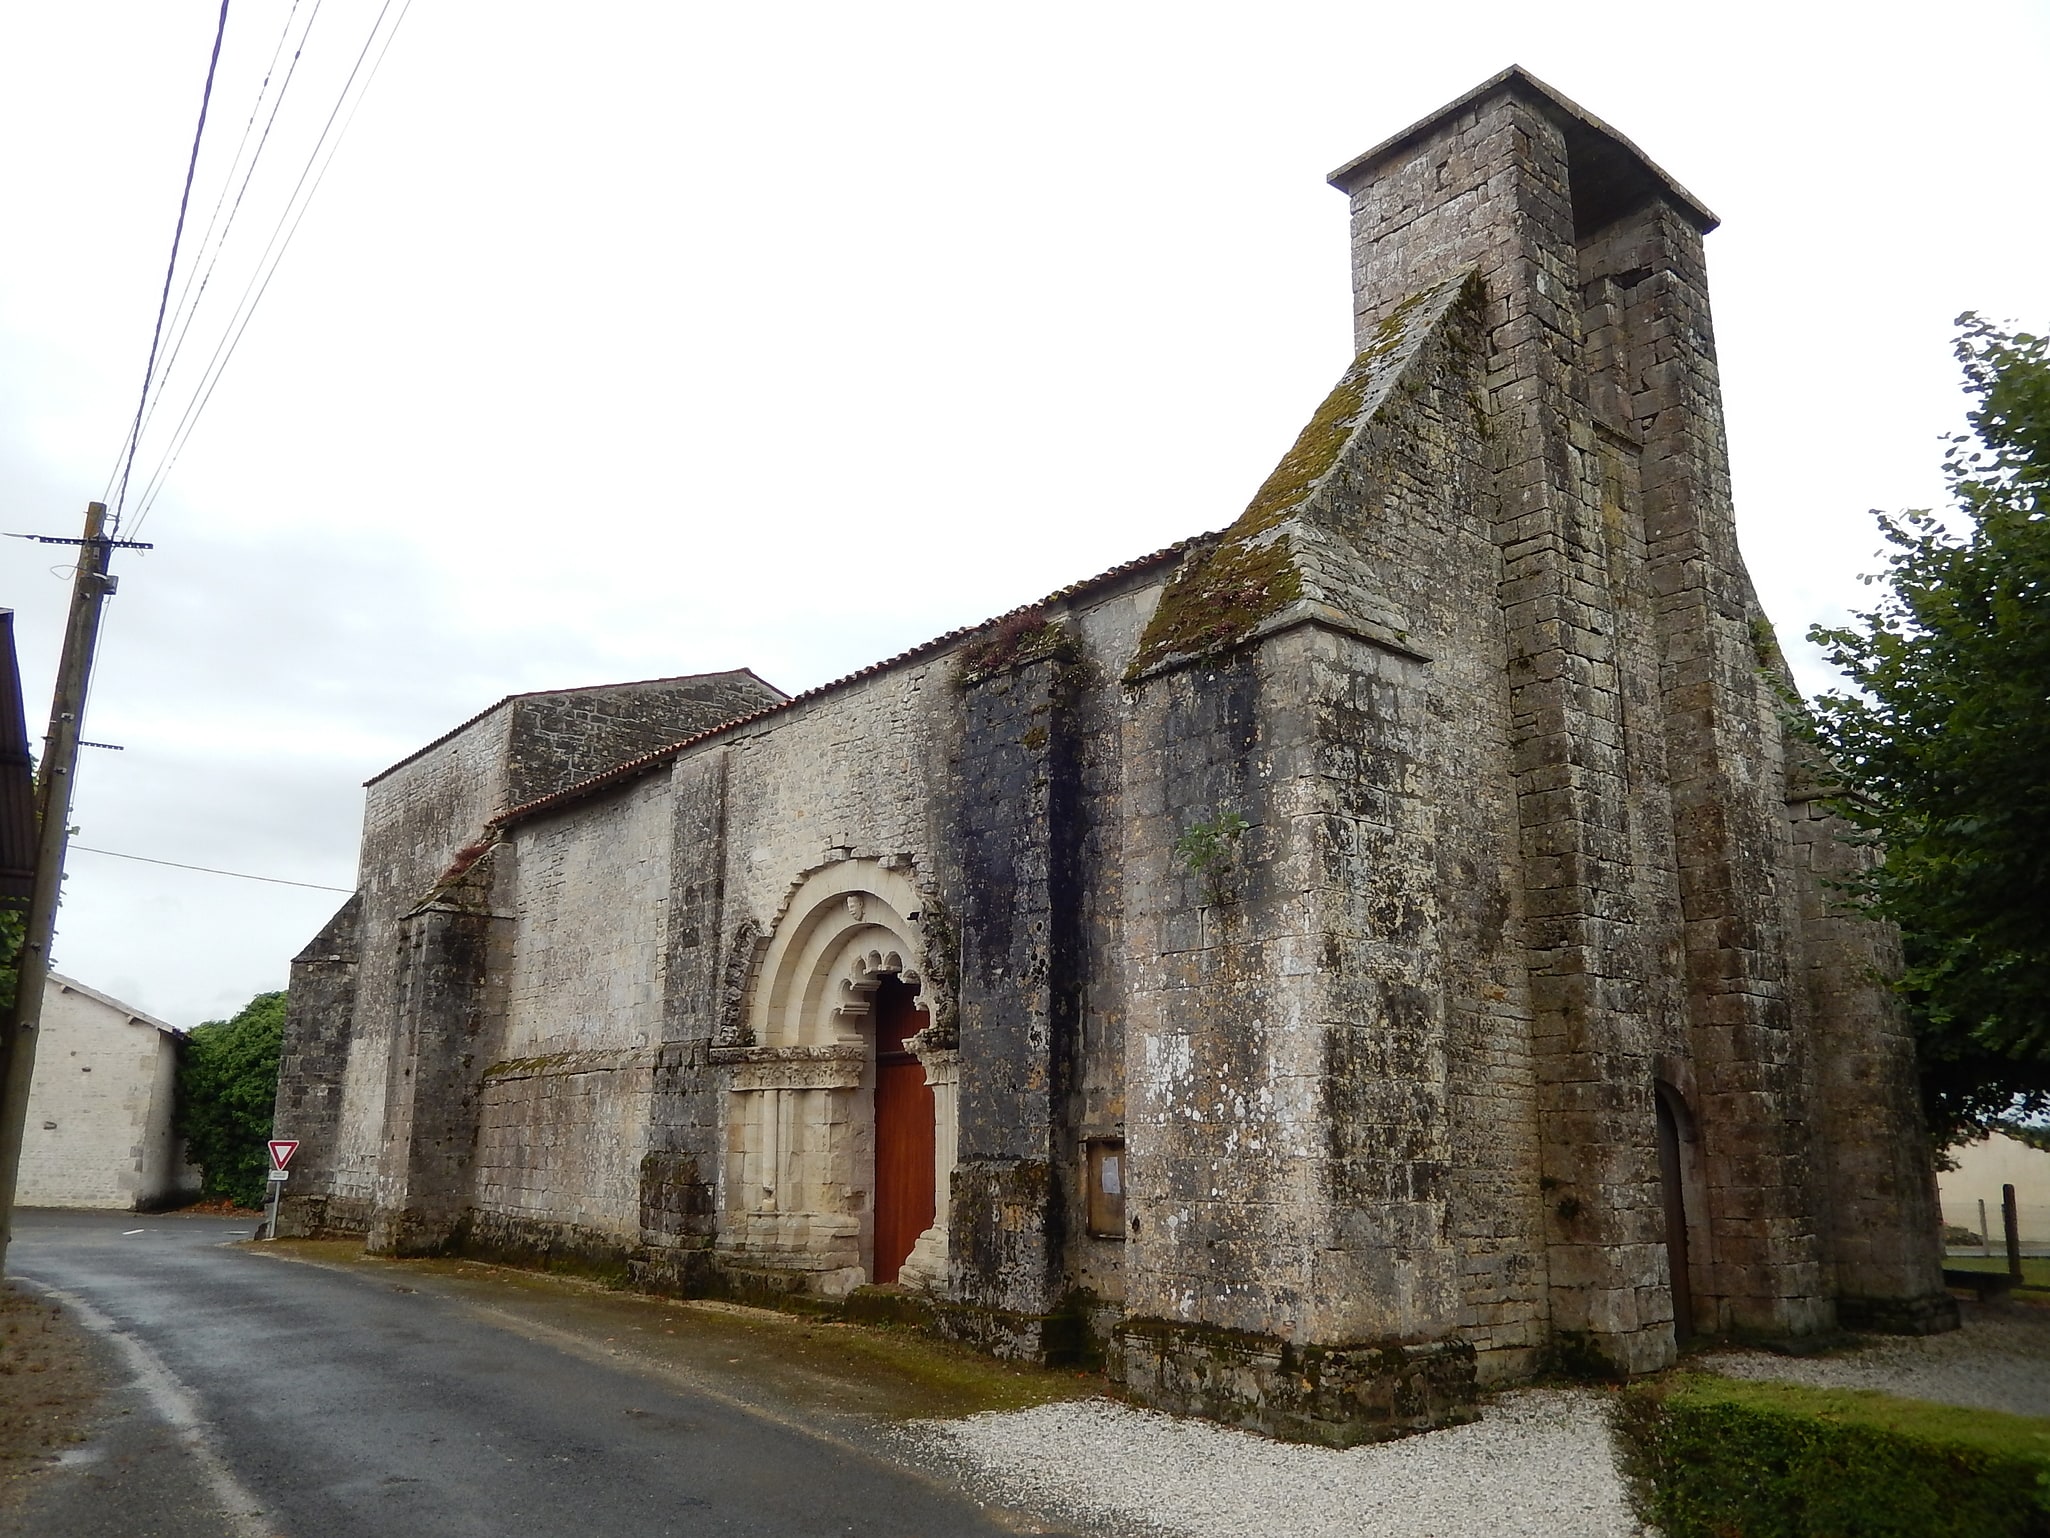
[872,975,935,1285]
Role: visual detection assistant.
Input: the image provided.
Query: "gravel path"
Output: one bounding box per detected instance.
[1693,1301,2050,1418]
[904,1390,1649,1538]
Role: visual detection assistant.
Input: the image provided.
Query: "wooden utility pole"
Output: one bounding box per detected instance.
[0,502,119,1274]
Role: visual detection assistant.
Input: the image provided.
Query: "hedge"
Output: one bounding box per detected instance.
[1616,1374,2050,1538]
[175,991,287,1209]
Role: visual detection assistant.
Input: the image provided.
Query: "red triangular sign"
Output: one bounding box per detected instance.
[268,1139,300,1171]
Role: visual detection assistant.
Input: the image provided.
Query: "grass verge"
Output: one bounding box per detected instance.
[1945,1254,2050,1301]
[0,1282,106,1514]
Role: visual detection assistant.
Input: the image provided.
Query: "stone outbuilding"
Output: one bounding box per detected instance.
[17,974,197,1211]
[274,68,1953,1444]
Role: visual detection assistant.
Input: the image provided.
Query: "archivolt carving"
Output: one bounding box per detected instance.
[719,856,959,1297]
[746,859,929,1049]
[833,948,923,1025]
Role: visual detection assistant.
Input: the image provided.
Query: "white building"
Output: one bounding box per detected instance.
[16,973,197,1210]
[1939,1131,2050,1250]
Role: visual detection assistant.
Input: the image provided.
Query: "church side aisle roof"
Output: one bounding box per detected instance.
[489,535,1210,833]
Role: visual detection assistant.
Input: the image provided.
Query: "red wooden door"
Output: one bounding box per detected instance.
[872,975,935,1285]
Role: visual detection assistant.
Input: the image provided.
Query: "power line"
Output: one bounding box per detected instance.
[130,0,414,535]
[70,844,352,894]
[108,0,234,536]
[112,0,320,502]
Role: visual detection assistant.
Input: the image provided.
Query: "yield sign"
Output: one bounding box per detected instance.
[267,1139,300,1171]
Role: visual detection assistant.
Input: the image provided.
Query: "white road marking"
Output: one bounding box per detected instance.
[121,1229,145,1236]
[18,1280,282,1538]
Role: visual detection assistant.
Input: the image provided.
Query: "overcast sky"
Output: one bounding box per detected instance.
[1,2,2045,1029]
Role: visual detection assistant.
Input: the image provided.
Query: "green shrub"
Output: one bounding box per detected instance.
[1617,1374,2050,1538]
[175,991,287,1209]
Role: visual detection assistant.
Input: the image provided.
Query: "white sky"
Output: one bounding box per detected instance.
[1,1,2045,1028]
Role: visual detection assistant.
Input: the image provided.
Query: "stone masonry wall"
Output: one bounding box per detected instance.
[17,981,188,1210]
[329,704,516,1217]
[467,776,673,1246]
[1339,81,1696,1370]
[273,896,363,1233]
[505,673,779,809]
[944,640,1080,1349]
[1055,584,1163,1323]
[1788,787,1951,1328]
[1300,290,1546,1378]
[1586,194,1829,1338]
[281,672,778,1239]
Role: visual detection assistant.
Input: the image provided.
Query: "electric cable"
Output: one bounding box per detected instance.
[70,845,353,894]
[129,0,413,536]
[108,0,234,536]
[110,0,320,501]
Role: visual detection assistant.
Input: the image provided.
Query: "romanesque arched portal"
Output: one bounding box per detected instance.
[715,860,956,1296]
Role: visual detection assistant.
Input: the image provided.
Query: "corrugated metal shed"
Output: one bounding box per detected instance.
[0,611,37,902]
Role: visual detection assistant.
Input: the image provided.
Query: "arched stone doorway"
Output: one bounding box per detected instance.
[715,860,956,1296]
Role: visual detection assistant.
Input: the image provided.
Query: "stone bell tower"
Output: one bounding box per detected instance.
[1325,67,1949,1363]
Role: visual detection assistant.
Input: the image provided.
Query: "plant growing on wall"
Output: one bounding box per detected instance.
[175,990,287,1209]
[1175,810,1248,905]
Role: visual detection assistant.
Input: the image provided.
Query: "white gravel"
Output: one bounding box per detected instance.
[1692,1301,2050,1419]
[905,1390,1650,1538]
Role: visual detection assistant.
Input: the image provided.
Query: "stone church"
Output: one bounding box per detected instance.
[275,68,1953,1444]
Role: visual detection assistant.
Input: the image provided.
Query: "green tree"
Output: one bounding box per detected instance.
[175,990,288,1208]
[1808,315,2050,1147]
[0,905,23,1016]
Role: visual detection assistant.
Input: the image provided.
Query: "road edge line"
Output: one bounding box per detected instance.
[14,1277,282,1538]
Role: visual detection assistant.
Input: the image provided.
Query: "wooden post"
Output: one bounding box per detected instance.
[2005,1183,2024,1282]
[0,503,116,1274]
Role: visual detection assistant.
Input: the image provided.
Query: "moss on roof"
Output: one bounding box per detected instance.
[1125,271,1476,681]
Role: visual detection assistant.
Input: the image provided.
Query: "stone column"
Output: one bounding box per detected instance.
[712,1045,867,1294]
[897,1045,958,1292]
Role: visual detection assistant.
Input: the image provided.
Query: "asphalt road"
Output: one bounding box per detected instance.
[8,1210,1081,1538]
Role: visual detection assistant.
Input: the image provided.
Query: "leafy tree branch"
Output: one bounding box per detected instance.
[1806,315,2050,1145]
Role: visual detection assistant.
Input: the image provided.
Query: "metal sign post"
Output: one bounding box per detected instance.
[264,1139,298,1241]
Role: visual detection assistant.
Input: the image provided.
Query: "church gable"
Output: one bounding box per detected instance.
[1127,268,1484,681]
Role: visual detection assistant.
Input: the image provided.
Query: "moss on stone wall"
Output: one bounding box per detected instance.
[1126,533,1303,681]
[1125,273,1476,681]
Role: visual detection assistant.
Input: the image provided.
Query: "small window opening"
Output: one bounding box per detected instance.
[1086,1137,1126,1239]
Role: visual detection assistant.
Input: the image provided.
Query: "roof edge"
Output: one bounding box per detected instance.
[490,535,1207,834]
[1325,65,1718,233]
[362,668,787,789]
[46,972,180,1035]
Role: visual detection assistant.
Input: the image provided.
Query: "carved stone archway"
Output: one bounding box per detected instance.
[713,859,957,1296]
